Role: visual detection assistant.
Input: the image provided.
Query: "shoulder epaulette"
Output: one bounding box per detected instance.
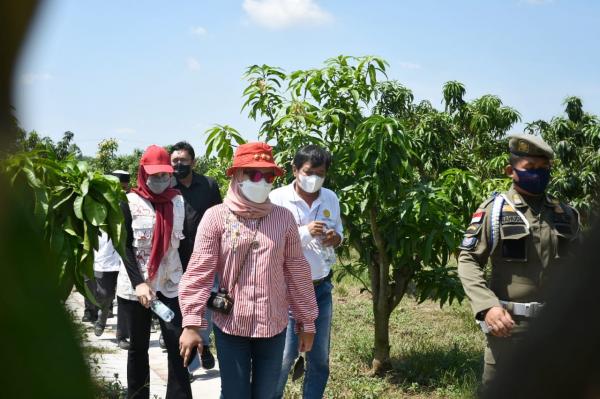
[479,192,499,209]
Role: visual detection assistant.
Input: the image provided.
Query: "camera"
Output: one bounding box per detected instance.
[206,288,234,314]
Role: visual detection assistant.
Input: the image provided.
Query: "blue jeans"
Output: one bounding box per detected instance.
[214,326,286,399]
[274,279,333,399]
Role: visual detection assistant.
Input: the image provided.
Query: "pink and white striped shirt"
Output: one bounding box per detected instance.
[179,203,318,337]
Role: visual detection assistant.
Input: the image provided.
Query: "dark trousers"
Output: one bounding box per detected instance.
[84,272,119,313]
[117,296,131,340]
[94,271,118,325]
[94,271,118,310]
[84,277,98,315]
[119,293,193,399]
[214,326,286,399]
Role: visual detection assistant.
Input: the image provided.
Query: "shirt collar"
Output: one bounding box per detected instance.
[508,185,549,208]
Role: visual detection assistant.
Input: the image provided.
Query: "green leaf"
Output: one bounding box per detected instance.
[91,182,120,212]
[52,190,75,210]
[50,229,65,254]
[57,258,75,301]
[81,179,89,196]
[83,196,107,226]
[331,114,340,126]
[106,207,126,257]
[23,166,42,188]
[33,187,49,225]
[368,64,377,86]
[73,195,84,220]
[64,216,79,236]
[77,161,89,172]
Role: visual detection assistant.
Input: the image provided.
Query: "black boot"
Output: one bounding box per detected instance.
[118,338,130,350]
[94,310,108,336]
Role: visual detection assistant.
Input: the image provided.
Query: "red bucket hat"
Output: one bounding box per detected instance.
[226,142,284,177]
[140,145,174,175]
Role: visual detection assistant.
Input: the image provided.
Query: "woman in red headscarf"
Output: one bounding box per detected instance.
[116,145,193,399]
[178,142,318,399]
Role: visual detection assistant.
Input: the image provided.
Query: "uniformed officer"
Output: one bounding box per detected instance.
[457,133,581,390]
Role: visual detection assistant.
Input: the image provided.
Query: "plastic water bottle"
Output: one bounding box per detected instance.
[321,244,336,265]
[318,224,337,266]
[150,299,174,322]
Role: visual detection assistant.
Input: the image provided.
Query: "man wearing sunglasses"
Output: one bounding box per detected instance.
[170,141,222,370]
[270,145,343,399]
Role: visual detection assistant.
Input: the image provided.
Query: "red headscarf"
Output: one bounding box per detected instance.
[132,165,180,281]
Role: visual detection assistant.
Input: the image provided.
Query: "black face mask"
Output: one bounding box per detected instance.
[173,163,191,179]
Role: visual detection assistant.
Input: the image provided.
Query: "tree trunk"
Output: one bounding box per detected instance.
[372,299,391,375]
[369,206,392,375]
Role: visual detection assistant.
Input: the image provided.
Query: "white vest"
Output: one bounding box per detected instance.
[116,192,185,301]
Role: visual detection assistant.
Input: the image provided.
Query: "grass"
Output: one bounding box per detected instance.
[283,276,485,399]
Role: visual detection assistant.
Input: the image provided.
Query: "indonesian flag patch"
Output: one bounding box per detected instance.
[470,211,485,224]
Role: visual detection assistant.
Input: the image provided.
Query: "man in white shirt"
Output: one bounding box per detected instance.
[271,145,343,399]
[92,231,123,337]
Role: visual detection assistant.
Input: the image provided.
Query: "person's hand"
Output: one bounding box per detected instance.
[484,306,515,337]
[179,327,203,367]
[298,331,315,352]
[135,282,154,308]
[307,221,326,237]
[321,229,341,247]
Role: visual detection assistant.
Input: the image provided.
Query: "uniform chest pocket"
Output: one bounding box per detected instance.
[553,223,573,258]
[500,224,529,262]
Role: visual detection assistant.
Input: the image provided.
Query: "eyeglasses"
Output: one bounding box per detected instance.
[243,169,276,184]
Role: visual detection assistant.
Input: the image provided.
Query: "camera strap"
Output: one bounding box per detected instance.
[223,213,264,297]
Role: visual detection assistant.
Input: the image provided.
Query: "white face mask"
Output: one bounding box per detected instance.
[239,179,273,203]
[297,174,325,193]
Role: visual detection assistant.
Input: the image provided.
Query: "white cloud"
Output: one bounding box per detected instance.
[398,62,421,70]
[115,127,136,134]
[242,0,333,30]
[190,26,208,37]
[21,72,53,85]
[187,57,201,71]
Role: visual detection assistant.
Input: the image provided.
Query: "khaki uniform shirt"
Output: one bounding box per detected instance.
[458,186,581,318]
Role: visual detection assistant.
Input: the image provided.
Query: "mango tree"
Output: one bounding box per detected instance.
[3,149,127,300]
[526,97,600,222]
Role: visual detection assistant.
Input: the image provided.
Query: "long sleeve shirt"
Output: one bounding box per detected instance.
[269,183,344,280]
[178,203,318,338]
[120,200,144,289]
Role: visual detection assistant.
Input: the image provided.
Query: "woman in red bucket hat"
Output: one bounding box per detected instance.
[179,142,318,398]
[115,145,194,398]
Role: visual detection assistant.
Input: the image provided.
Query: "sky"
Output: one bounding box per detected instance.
[14,0,600,156]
